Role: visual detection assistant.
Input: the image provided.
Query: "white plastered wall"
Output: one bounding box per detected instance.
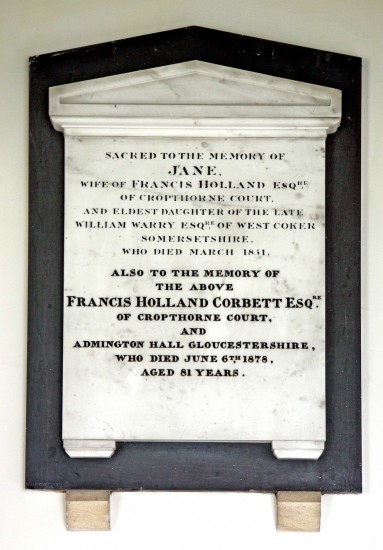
[0,0,379,548]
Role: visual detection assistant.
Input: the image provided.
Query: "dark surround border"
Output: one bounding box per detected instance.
[27,26,361,492]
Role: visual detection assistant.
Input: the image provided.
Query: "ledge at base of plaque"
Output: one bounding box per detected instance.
[64,439,116,458]
[272,440,325,460]
[63,439,324,460]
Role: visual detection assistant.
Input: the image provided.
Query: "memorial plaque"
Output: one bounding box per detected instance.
[27,27,361,495]
[49,61,341,459]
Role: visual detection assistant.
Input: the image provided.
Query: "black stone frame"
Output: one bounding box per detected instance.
[27,26,361,492]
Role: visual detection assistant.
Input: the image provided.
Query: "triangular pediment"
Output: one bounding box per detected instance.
[49,61,341,135]
[50,60,340,110]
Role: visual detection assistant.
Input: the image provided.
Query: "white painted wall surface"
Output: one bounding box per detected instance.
[0,0,379,547]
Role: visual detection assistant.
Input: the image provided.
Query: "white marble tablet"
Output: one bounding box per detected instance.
[49,62,341,459]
